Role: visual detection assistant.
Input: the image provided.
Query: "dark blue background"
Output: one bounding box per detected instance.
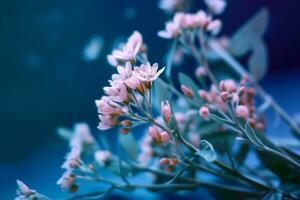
[1,0,300,199]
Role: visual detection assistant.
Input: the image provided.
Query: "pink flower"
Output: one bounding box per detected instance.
[199,106,210,119]
[62,147,82,170]
[181,85,194,98]
[107,31,143,65]
[158,21,181,39]
[161,100,172,123]
[148,126,170,143]
[133,62,165,82]
[207,19,222,35]
[95,96,123,116]
[194,10,212,28]
[148,126,160,141]
[182,13,200,28]
[104,80,129,103]
[195,66,206,78]
[97,115,118,130]
[57,171,76,191]
[94,150,111,166]
[158,12,185,39]
[236,105,249,120]
[219,79,237,93]
[116,62,141,89]
[220,91,229,102]
[198,89,210,101]
[73,123,94,147]
[204,0,227,15]
[16,180,36,199]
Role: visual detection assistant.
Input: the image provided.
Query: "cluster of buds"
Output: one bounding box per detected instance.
[95,60,165,130]
[158,10,222,39]
[57,123,95,192]
[107,31,146,67]
[198,78,265,131]
[160,157,178,172]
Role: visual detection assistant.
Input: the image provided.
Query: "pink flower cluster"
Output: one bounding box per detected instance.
[198,78,265,130]
[96,58,165,130]
[57,123,95,192]
[158,11,222,39]
[107,31,145,67]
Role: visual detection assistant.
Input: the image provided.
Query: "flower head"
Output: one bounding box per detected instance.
[133,62,165,82]
[107,31,143,66]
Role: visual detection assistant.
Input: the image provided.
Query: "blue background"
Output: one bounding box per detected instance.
[1,0,300,199]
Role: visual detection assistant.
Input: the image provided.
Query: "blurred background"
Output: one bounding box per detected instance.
[1,0,300,199]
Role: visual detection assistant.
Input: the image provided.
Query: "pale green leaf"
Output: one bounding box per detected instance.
[119,132,138,161]
[196,140,217,162]
[229,7,269,57]
[56,127,73,140]
[248,38,268,82]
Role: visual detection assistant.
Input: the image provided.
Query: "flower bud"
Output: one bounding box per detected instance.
[198,90,209,101]
[148,126,160,142]
[199,106,210,119]
[161,101,172,123]
[181,85,194,98]
[160,157,171,165]
[195,67,206,78]
[121,120,132,127]
[236,105,249,120]
[238,86,245,97]
[219,80,237,93]
[120,127,130,135]
[160,131,170,142]
[220,91,229,102]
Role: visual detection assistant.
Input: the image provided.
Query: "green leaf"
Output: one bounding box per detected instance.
[196,140,217,162]
[154,78,170,109]
[244,122,264,149]
[56,127,73,140]
[119,132,138,161]
[229,7,269,57]
[166,40,178,78]
[209,113,234,125]
[179,72,201,99]
[248,38,268,82]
